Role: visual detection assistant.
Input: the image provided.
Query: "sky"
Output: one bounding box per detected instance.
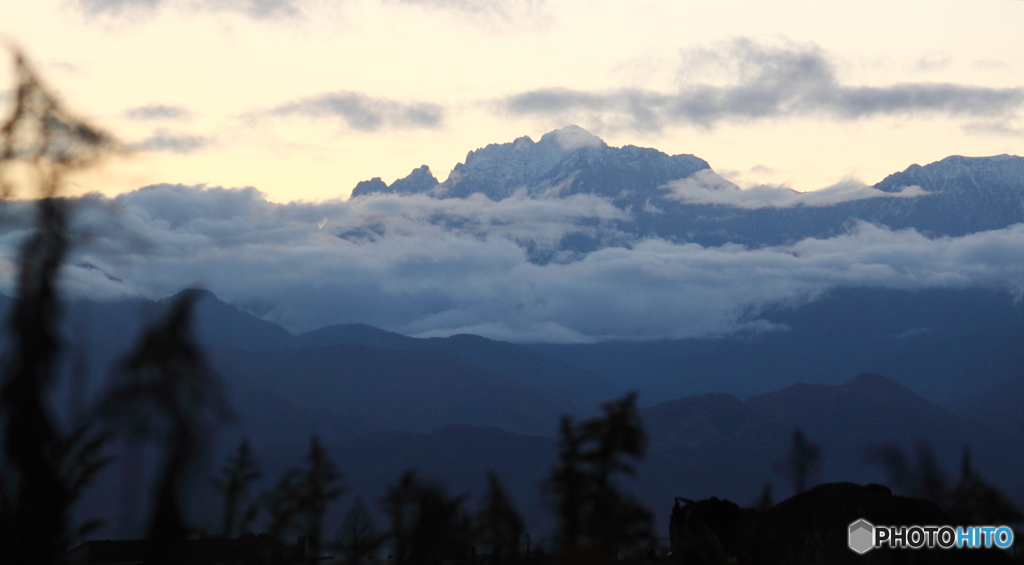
[0,0,1022,202]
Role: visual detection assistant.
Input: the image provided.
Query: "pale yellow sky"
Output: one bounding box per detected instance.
[2,0,1022,202]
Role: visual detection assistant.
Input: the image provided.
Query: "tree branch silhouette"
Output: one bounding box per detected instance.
[0,48,115,565]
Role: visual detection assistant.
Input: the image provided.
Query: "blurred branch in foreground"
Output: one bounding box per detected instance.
[96,289,235,564]
[0,48,116,565]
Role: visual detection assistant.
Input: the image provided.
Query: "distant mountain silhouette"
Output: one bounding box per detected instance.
[294,324,620,408]
[644,393,786,459]
[7,287,1024,539]
[211,343,577,436]
[954,373,1024,435]
[166,289,294,351]
[746,374,1021,493]
[530,286,1024,406]
[0,291,616,436]
[194,373,1024,540]
[180,292,618,411]
[635,373,1024,529]
[55,319,1024,541]
[5,286,1023,421]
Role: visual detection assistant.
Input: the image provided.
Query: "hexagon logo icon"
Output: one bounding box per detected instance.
[848,519,875,554]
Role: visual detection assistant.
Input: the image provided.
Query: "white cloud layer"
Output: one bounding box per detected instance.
[3,184,1023,342]
[662,169,930,209]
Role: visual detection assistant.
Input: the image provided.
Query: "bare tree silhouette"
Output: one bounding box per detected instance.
[332,496,386,565]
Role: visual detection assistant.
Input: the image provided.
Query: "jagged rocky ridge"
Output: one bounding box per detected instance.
[350,126,1024,249]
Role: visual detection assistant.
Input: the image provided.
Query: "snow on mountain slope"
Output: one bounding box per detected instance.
[348,126,1024,248]
[352,125,710,205]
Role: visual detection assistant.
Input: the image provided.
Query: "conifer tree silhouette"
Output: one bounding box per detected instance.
[264,467,303,545]
[295,435,345,556]
[382,470,472,565]
[546,416,588,553]
[213,438,262,538]
[544,392,652,561]
[262,435,344,558]
[580,392,651,558]
[475,471,524,563]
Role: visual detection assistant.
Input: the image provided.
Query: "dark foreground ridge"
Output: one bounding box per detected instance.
[671,482,1014,564]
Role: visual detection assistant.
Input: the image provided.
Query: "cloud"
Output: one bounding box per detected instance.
[498,39,1024,131]
[963,121,1024,138]
[973,59,1013,71]
[662,169,929,209]
[77,0,302,19]
[77,0,545,22]
[127,129,212,154]
[385,0,548,25]
[268,92,444,131]
[123,104,193,121]
[5,184,1024,343]
[748,164,776,175]
[77,0,162,15]
[914,53,951,72]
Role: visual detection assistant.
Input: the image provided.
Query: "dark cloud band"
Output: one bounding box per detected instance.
[127,129,212,154]
[390,0,545,18]
[77,0,301,19]
[270,92,444,131]
[123,104,193,121]
[500,40,1024,131]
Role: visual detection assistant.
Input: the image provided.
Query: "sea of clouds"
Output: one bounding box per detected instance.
[1,183,1023,342]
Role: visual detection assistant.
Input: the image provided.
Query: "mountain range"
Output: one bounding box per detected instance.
[3,289,1023,542]
[350,126,1024,250]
